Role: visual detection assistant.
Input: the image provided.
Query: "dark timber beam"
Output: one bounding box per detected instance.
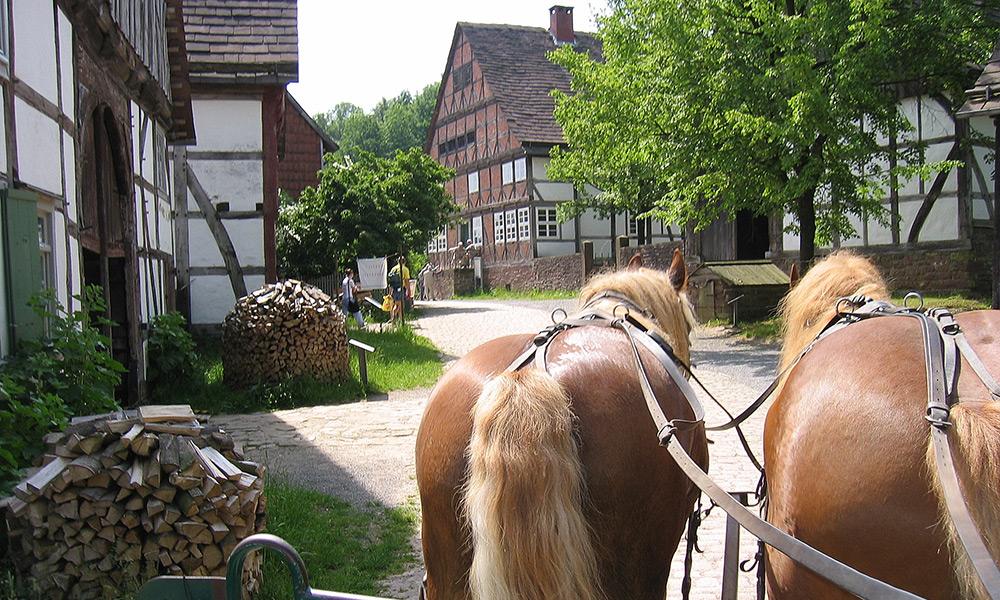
[185,167,248,299]
[906,141,962,244]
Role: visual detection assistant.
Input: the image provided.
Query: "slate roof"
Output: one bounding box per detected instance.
[459,23,601,145]
[182,0,298,84]
[958,39,1000,118]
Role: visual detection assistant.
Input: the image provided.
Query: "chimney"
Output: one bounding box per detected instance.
[549,5,574,44]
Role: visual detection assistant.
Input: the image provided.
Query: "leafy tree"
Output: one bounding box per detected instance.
[549,0,999,266]
[277,148,457,278]
[315,83,440,159]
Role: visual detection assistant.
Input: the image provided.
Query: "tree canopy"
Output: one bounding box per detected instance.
[277,148,457,278]
[549,0,1000,264]
[315,83,440,159]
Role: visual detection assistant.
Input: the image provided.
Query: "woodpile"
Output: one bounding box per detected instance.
[0,406,265,599]
[222,279,350,386]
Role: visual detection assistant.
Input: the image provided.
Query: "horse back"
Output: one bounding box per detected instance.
[765,310,1000,599]
[416,327,707,599]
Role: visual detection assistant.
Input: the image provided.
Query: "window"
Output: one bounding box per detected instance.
[517,207,530,240]
[437,226,447,250]
[460,220,471,244]
[453,63,473,89]
[38,211,54,291]
[501,161,514,185]
[438,131,476,157]
[505,210,517,242]
[536,207,558,238]
[627,213,639,236]
[514,157,527,182]
[467,171,479,194]
[494,212,505,243]
[154,128,168,192]
[472,216,483,244]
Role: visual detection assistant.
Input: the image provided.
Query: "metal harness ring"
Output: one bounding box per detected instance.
[551,308,567,325]
[903,291,924,311]
[613,303,631,320]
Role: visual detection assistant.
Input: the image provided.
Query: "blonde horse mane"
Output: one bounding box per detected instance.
[927,393,1000,599]
[777,251,889,371]
[579,266,697,364]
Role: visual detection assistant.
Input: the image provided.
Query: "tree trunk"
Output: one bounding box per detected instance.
[797,187,817,273]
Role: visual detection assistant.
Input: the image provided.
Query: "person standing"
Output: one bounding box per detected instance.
[387,258,410,322]
[341,268,364,328]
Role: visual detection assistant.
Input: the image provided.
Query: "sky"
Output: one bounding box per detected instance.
[287,0,603,118]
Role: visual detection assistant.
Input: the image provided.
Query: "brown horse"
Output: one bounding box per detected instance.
[765,251,1000,599]
[415,251,708,600]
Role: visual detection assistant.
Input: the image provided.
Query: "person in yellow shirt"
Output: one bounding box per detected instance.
[387,259,410,322]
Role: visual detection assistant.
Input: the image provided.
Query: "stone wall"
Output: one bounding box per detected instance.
[426,268,475,299]
[774,240,991,295]
[618,240,684,271]
[484,253,585,292]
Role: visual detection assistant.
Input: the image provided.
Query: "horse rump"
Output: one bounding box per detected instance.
[462,368,604,600]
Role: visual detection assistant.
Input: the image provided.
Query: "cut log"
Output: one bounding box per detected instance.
[139,405,196,423]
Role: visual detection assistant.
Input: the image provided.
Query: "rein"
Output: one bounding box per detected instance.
[505,292,1000,600]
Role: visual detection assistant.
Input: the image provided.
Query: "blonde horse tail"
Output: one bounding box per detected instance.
[927,402,1000,599]
[463,368,604,600]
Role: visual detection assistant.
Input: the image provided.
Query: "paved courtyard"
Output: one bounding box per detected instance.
[213,297,780,599]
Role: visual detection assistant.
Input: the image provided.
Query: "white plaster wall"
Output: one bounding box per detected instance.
[586,238,613,259]
[158,199,173,255]
[15,98,62,195]
[12,0,58,103]
[57,8,73,113]
[68,238,81,313]
[186,160,263,212]
[63,132,75,220]
[921,99,953,140]
[579,209,612,237]
[973,198,990,220]
[188,219,264,267]
[190,98,262,152]
[971,116,994,139]
[536,240,576,257]
[866,213,894,246]
[535,181,573,202]
[918,195,959,241]
[190,274,265,325]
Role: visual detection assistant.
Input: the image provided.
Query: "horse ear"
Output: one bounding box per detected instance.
[626,253,643,271]
[667,248,687,292]
[788,262,800,288]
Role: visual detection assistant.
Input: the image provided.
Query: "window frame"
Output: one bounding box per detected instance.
[536,207,558,239]
[37,211,54,292]
[505,209,517,242]
[494,212,505,244]
[467,171,479,194]
[514,157,527,182]
[517,207,530,240]
[472,216,483,244]
[501,161,514,185]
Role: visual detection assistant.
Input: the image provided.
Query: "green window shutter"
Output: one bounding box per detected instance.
[3,187,42,345]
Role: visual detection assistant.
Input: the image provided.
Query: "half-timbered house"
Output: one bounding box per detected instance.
[0,0,194,401]
[175,0,334,328]
[425,6,679,289]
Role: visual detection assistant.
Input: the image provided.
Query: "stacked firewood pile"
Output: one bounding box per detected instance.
[0,405,265,599]
[222,279,350,386]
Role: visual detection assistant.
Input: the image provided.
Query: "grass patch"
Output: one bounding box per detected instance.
[890,293,990,312]
[458,288,578,301]
[258,479,418,599]
[172,324,443,414]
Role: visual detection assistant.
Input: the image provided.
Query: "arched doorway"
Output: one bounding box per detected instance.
[80,106,138,402]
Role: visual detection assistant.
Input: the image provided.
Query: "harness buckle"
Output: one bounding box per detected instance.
[926,405,952,428]
[657,422,676,445]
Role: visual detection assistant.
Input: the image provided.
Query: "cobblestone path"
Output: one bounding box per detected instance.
[213,298,780,599]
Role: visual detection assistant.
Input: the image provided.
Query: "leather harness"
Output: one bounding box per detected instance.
[497,293,1000,600]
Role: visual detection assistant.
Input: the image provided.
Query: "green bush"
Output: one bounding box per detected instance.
[146,312,197,402]
[0,286,124,486]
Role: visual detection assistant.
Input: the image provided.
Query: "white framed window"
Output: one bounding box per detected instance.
[472,216,483,244]
[517,207,530,240]
[437,226,447,250]
[536,207,558,239]
[501,161,514,185]
[627,213,639,236]
[467,171,479,194]
[505,209,517,241]
[38,212,54,291]
[494,212,505,243]
[428,240,435,253]
[514,157,527,182]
